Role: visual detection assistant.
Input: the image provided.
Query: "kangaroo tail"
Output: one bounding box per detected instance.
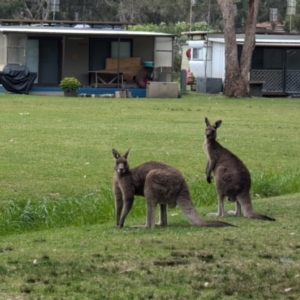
[247,213,275,221]
[237,196,275,221]
[176,196,235,227]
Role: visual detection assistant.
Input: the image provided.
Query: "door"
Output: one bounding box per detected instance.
[251,47,284,93]
[89,39,110,71]
[39,39,61,85]
[27,39,39,84]
[285,49,300,94]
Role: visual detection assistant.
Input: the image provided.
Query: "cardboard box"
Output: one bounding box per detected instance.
[146,82,179,98]
[106,57,141,70]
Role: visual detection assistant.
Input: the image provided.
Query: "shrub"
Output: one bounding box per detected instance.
[59,77,81,92]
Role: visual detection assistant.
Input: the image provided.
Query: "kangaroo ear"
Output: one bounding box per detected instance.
[214,120,222,128]
[205,117,210,126]
[112,149,120,159]
[123,148,130,159]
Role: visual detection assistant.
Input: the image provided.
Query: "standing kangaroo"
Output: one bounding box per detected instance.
[203,117,275,221]
[112,148,234,228]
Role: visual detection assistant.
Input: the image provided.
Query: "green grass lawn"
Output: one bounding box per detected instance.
[0,92,300,298]
[0,194,299,299]
[0,93,300,235]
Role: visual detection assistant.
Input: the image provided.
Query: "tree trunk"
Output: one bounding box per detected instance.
[217,0,260,97]
[240,0,260,82]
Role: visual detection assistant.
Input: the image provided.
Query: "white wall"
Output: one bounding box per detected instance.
[211,41,225,82]
[0,34,7,71]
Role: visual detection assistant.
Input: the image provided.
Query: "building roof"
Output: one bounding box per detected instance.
[0,19,175,37]
[0,18,136,28]
[207,33,300,47]
[0,25,175,37]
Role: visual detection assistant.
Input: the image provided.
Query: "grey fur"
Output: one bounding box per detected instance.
[112,148,235,228]
[203,117,275,221]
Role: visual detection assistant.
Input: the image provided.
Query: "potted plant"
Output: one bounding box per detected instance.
[59,77,81,97]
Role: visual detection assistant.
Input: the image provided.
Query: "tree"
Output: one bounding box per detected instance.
[22,0,52,20]
[258,0,287,23]
[218,0,260,97]
[0,0,23,18]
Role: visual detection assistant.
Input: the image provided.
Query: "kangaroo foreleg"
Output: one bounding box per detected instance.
[205,159,215,183]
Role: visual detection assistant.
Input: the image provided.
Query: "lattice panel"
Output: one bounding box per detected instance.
[251,70,283,92]
[286,71,300,93]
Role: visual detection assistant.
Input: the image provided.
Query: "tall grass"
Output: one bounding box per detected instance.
[251,170,300,198]
[1,93,300,235]
[0,187,115,236]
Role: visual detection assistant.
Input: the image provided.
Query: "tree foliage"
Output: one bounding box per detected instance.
[0,0,297,32]
[130,21,209,73]
[0,0,23,19]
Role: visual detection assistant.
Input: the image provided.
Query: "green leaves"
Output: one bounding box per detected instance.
[59,77,81,93]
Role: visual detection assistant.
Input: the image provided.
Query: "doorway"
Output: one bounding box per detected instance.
[27,37,62,85]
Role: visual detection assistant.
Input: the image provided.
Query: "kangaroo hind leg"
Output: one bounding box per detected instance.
[130,194,157,229]
[113,185,123,226]
[225,197,242,216]
[130,199,157,229]
[119,197,134,228]
[131,172,160,229]
[206,193,225,217]
[157,204,168,226]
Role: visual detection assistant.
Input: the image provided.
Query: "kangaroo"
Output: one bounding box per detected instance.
[112,148,235,228]
[203,117,275,221]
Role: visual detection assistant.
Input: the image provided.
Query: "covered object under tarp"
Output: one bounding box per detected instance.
[0,64,37,94]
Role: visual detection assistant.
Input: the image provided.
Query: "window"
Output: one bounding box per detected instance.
[111,41,131,58]
[7,34,27,65]
[192,47,212,61]
[286,49,300,70]
[26,39,39,83]
[252,48,283,70]
[263,48,283,69]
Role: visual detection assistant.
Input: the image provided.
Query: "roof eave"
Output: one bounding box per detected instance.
[0,26,175,37]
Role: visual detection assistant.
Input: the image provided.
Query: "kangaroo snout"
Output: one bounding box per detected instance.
[117,163,125,173]
[205,129,216,139]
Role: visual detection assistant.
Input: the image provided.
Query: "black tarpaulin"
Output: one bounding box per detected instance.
[0,65,37,94]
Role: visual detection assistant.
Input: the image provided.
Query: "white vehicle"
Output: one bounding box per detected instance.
[182,38,224,93]
[182,36,226,81]
[187,40,212,78]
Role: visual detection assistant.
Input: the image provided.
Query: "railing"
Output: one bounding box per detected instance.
[286,70,300,93]
[250,70,283,93]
